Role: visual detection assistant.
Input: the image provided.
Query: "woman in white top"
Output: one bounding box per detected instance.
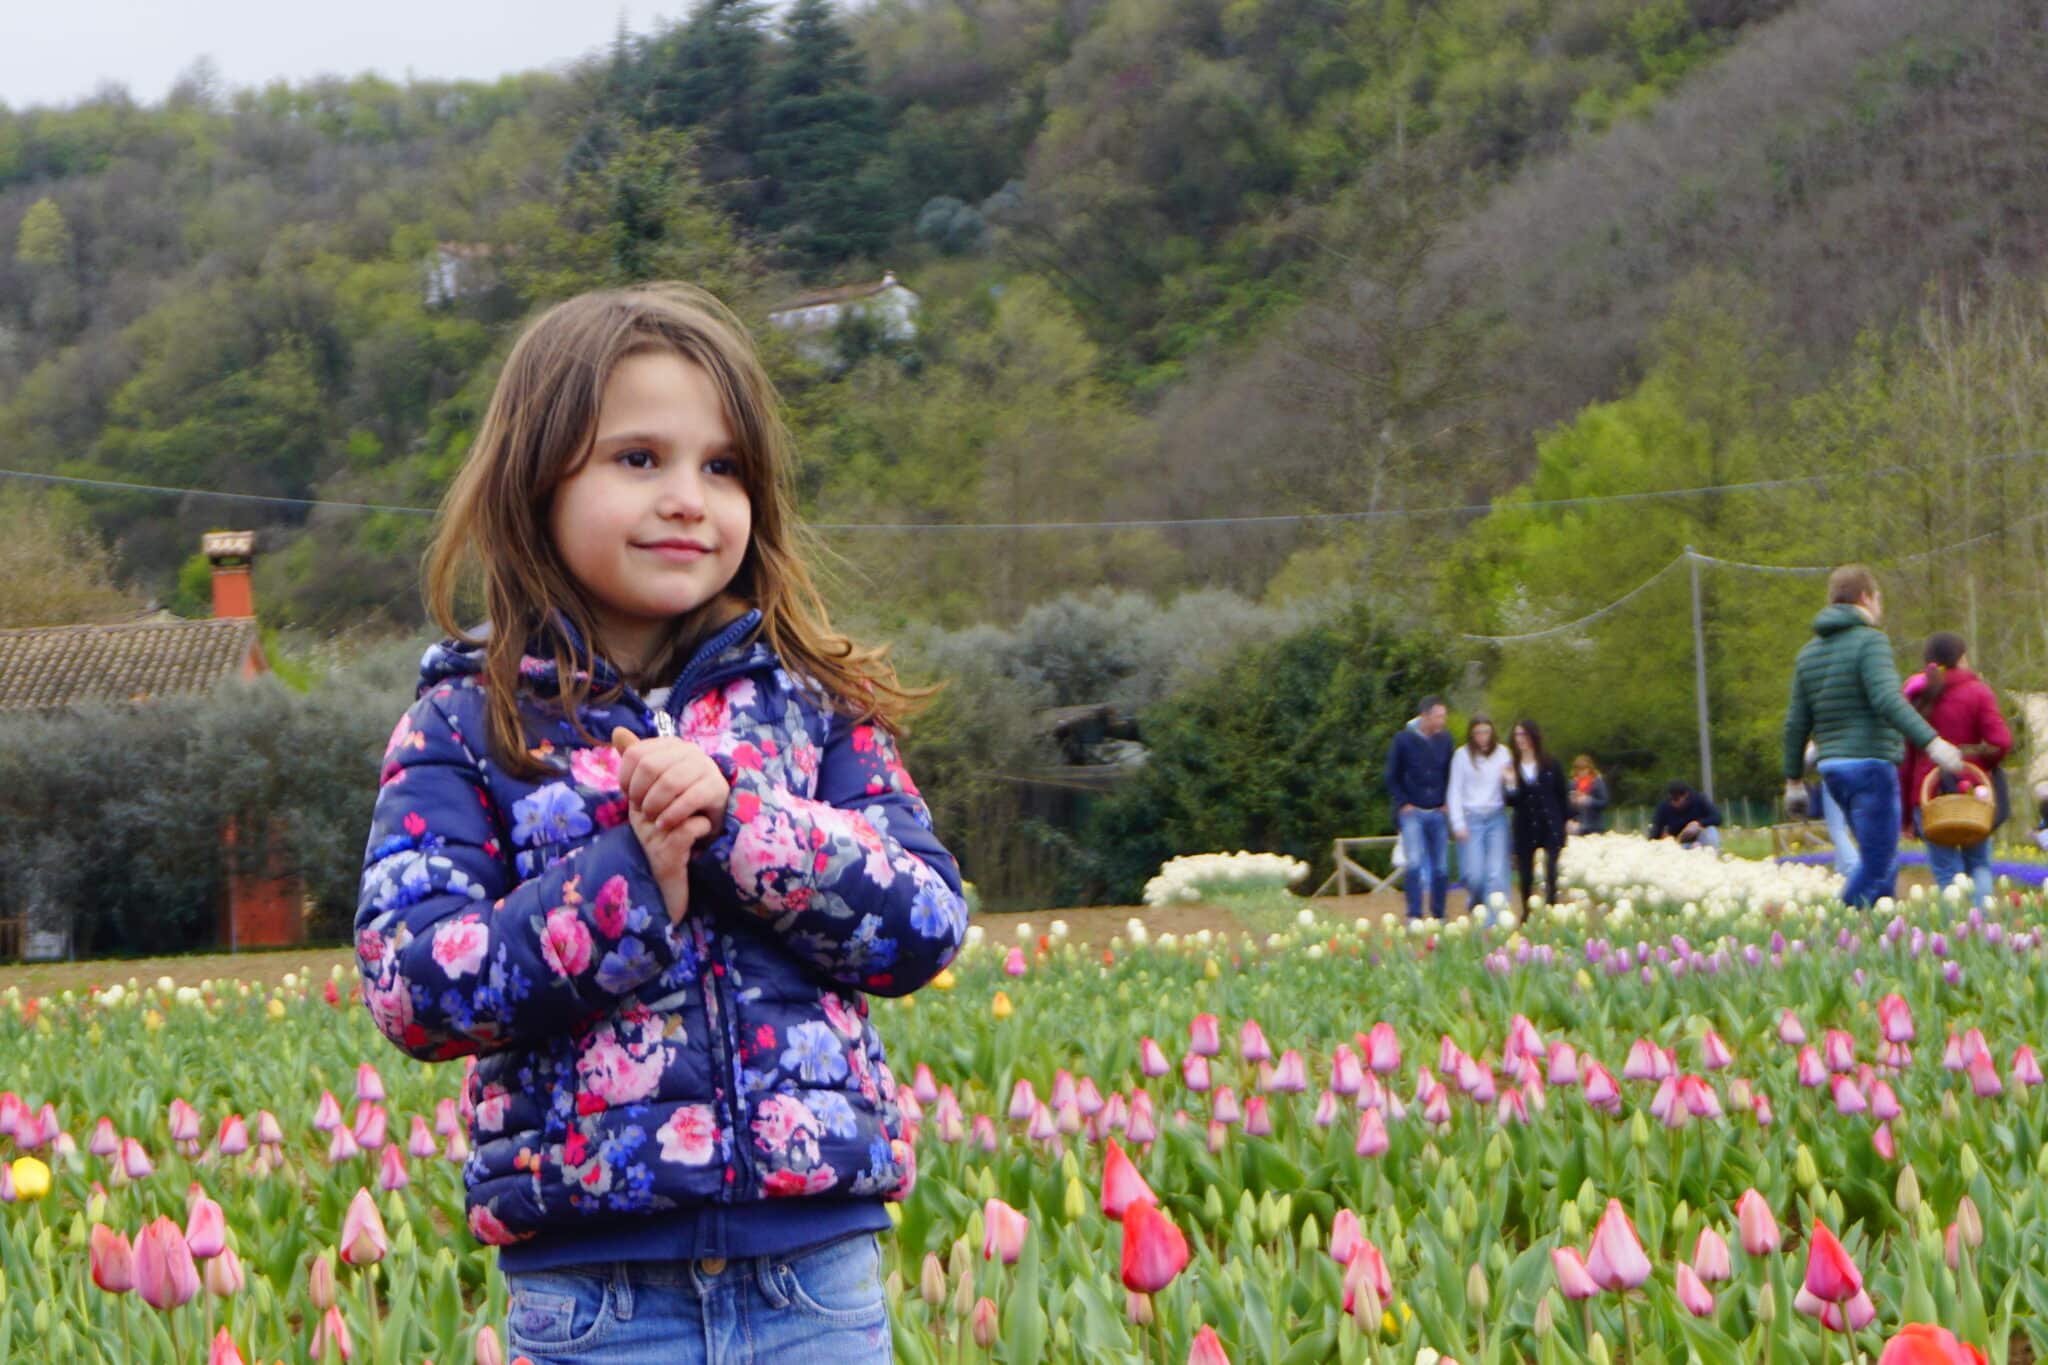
[1448,714,1513,919]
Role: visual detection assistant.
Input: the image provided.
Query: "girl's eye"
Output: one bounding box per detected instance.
[705,456,740,478]
[618,448,657,470]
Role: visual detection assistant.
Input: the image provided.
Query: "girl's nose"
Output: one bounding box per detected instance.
[654,470,705,518]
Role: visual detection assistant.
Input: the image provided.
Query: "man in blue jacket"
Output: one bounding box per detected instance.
[1387,697,1455,919]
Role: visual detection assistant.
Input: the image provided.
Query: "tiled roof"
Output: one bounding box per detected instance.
[0,617,262,711]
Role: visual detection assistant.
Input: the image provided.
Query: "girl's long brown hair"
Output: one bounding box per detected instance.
[425,282,925,777]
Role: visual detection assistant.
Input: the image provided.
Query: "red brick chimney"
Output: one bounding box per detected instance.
[201,531,257,620]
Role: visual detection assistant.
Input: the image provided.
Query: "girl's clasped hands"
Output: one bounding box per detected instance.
[610,728,731,923]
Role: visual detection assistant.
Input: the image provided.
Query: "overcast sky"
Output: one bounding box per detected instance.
[1,3,670,110]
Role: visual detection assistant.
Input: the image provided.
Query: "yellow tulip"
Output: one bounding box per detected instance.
[266,998,287,1021]
[1203,959,1220,980]
[142,1009,164,1032]
[991,991,1013,1020]
[11,1157,50,1201]
[931,969,957,992]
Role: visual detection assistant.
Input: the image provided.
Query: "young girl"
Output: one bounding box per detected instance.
[1503,719,1569,907]
[354,283,968,1363]
[1446,715,1512,917]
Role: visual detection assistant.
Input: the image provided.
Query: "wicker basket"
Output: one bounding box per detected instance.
[1921,762,1995,848]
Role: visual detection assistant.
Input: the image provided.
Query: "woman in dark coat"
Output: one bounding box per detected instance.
[1504,718,1571,906]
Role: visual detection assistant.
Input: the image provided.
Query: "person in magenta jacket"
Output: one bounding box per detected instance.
[1900,632,2012,907]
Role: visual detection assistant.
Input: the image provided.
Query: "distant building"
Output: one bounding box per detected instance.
[0,532,304,959]
[766,271,920,363]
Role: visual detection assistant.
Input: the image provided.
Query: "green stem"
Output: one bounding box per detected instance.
[1623,1295,1638,1365]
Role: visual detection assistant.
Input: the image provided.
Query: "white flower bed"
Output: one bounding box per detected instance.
[1142,851,1311,907]
[1556,832,1840,920]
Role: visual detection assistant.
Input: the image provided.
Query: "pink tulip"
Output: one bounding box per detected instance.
[1968,1052,2004,1098]
[1139,1038,1170,1077]
[1623,1039,1659,1081]
[1675,1262,1715,1317]
[1797,1047,1827,1088]
[327,1126,361,1164]
[407,1115,437,1159]
[1873,1122,1898,1161]
[1778,1010,1807,1046]
[354,1062,385,1104]
[1313,1090,1341,1127]
[1870,1079,1902,1120]
[205,1245,245,1298]
[311,1304,352,1361]
[313,1091,342,1132]
[1581,1063,1620,1112]
[1189,1014,1221,1057]
[1364,1023,1400,1074]
[1693,1227,1732,1282]
[208,1328,246,1365]
[1328,1209,1364,1266]
[135,1217,201,1310]
[1751,1092,1775,1126]
[1242,1096,1273,1136]
[1421,1084,1452,1127]
[1585,1200,1652,1291]
[1341,1238,1393,1316]
[1823,1029,1856,1073]
[1355,1108,1390,1158]
[982,1197,1028,1263]
[167,1099,200,1144]
[2016,1047,2045,1088]
[1003,946,1027,977]
[1496,1089,1529,1126]
[1547,1041,1580,1086]
[1239,1020,1272,1063]
[339,1188,389,1266]
[1700,1031,1733,1071]
[1007,1079,1037,1122]
[474,1325,506,1365]
[1055,1099,1083,1135]
[120,1138,154,1180]
[1943,1034,1967,1070]
[255,1111,284,1146]
[1121,1201,1192,1294]
[1797,1221,1864,1310]
[216,1114,250,1157]
[1737,1189,1781,1254]
[1205,1119,1229,1153]
[1268,1050,1308,1093]
[91,1224,135,1294]
[1330,1045,1364,1095]
[1551,1246,1599,1300]
[309,1249,337,1310]
[378,1144,410,1191]
[911,1063,938,1105]
[1831,1076,1867,1116]
[434,1098,460,1137]
[184,1193,225,1260]
[1188,1324,1231,1365]
[352,1103,387,1150]
[1126,1096,1158,1146]
[1211,1087,1241,1126]
[1183,1054,1212,1093]
[89,1118,120,1157]
[445,1129,471,1163]
[1877,993,1915,1043]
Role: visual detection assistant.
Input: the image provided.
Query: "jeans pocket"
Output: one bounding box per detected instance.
[506,1267,612,1352]
[774,1234,887,1326]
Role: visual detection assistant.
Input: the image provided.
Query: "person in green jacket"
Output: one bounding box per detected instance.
[1782,564,1965,907]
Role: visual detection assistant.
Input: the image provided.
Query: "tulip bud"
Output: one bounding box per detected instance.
[1532,1294,1555,1340]
[972,1296,1000,1346]
[1588,1332,1612,1365]
[1629,1111,1650,1149]
[1896,1165,1921,1219]
[1960,1144,1981,1183]
[1466,1263,1490,1313]
[1957,1196,1984,1249]
[205,1246,245,1299]
[1125,1289,1154,1325]
[952,1259,976,1319]
[473,1325,505,1365]
[919,1252,945,1308]
[1794,1144,1819,1187]
[1756,1282,1776,1324]
[308,1249,337,1311]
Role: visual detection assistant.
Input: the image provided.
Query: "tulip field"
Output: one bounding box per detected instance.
[1,834,2043,1363]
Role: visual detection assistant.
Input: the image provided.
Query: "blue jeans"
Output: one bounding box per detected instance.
[1918,812,1993,906]
[503,1232,892,1365]
[1399,807,1450,918]
[1459,808,1512,910]
[1820,759,1901,908]
[1821,781,1860,887]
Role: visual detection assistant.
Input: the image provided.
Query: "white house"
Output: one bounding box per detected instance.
[766,272,920,362]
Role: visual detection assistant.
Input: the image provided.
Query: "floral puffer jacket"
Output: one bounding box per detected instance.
[354,611,968,1247]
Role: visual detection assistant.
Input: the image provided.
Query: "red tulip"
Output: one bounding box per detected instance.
[1188,1324,1231,1365]
[1585,1200,1651,1291]
[91,1224,135,1294]
[1796,1221,1863,1308]
[1879,1324,1988,1365]
[339,1188,389,1266]
[1120,1200,1191,1293]
[135,1217,201,1310]
[982,1198,1028,1264]
[1737,1189,1781,1254]
[1101,1139,1155,1219]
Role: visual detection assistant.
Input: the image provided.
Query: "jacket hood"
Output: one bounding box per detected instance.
[416,609,769,698]
[1811,603,1872,637]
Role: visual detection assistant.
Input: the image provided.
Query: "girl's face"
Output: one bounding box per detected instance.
[549,351,752,672]
[1513,726,1532,753]
[1470,723,1494,751]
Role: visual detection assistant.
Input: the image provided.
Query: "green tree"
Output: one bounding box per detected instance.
[756,0,898,269]
[643,0,769,198]
[14,196,71,269]
[0,493,142,628]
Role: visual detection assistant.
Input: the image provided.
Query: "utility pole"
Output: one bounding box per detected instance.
[1687,547,1715,801]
